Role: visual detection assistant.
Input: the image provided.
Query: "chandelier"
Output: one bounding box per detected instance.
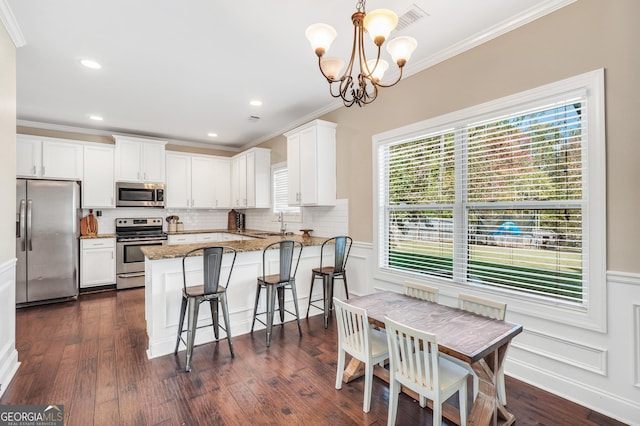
[305,0,417,107]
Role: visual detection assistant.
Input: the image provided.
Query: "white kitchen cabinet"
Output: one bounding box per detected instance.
[16,135,83,180]
[212,157,231,209]
[114,135,166,183]
[231,147,271,208]
[167,234,197,245]
[285,120,337,206]
[166,152,227,209]
[80,238,116,288]
[83,144,115,208]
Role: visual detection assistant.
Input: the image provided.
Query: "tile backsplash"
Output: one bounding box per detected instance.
[83,199,349,238]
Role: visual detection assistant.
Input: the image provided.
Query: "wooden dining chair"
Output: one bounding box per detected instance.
[442,293,508,405]
[384,315,469,426]
[333,297,389,413]
[403,281,439,302]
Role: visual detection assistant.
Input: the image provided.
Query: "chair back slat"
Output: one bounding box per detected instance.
[334,298,370,360]
[385,316,439,396]
[182,246,237,294]
[319,236,353,273]
[458,293,506,320]
[404,281,438,302]
[262,240,303,283]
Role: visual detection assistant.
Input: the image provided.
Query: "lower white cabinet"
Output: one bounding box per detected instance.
[167,234,197,245]
[80,238,116,288]
[167,232,257,245]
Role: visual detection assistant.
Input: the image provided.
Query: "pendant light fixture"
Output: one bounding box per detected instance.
[305,0,417,107]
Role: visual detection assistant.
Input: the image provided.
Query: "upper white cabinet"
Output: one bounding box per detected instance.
[83,144,115,208]
[166,152,231,209]
[114,135,166,183]
[230,147,271,208]
[285,120,337,206]
[17,135,83,180]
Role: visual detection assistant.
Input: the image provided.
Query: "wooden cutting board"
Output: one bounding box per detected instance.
[80,212,98,236]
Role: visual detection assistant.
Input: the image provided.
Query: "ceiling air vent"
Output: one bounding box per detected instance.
[249,115,260,122]
[396,4,429,32]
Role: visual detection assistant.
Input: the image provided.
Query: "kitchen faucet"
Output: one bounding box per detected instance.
[278,211,286,235]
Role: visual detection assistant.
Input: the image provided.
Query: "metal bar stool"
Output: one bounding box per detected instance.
[306,236,353,328]
[174,246,237,372]
[251,240,303,347]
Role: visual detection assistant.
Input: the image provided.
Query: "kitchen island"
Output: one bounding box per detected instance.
[141,233,332,359]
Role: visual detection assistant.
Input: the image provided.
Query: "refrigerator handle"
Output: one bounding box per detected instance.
[27,199,33,251]
[18,199,26,251]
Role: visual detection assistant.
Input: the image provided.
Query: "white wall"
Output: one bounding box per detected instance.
[0,22,19,398]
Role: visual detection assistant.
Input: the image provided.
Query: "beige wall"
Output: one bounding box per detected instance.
[258,0,640,274]
[1,24,16,262]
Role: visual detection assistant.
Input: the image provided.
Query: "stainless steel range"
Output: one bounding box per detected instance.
[115,217,167,290]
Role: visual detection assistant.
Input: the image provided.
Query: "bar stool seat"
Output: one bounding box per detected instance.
[306,236,353,328]
[174,246,237,372]
[251,240,303,347]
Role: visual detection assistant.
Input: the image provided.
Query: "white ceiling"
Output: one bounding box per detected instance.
[3,0,572,151]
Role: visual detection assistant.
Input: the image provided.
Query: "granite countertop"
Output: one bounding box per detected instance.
[141,234,329,261]
[79,234,117,239]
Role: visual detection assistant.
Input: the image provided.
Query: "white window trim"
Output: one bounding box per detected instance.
[372,69,606,332]
[271,162,302,223]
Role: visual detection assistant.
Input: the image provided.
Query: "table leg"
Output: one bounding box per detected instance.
[468,343,515,426]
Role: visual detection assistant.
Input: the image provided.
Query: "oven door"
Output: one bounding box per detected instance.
[116,239,166,289]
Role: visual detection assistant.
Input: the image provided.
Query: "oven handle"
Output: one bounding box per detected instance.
[117,238,167,244]
[117,272,146,278]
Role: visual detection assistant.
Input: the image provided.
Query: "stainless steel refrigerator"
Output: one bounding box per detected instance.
[16,179,80,305]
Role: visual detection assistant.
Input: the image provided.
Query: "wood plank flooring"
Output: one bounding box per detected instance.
[1,288,627,426]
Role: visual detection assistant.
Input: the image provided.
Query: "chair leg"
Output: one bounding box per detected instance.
[497,369,507,405]
[306,273,317,318]
[266,284,276,347]
[251,283,261,333]
[323,275,331,329]
[342,271,349,299]
[219,293,234,358]
[459,379,468,426]
[433,395,443,426]
[335,348,345,390]
[174,295,187,354]
[363,362,373,413]
[289,281,302,336]
[387,377,400,426]
[185,297,200,372]
[277,286,285,323]
[210,299,219,340]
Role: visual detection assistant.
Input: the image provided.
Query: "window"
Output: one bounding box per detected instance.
[272,163,301,217]
[374,70,605,316]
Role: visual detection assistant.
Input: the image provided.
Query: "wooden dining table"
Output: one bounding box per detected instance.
[343,291,523,426]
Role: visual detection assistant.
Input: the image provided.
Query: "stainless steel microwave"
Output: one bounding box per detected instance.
[116,182,165,207]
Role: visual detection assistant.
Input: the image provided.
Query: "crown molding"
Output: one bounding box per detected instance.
[17,119,240,153]
[0,0,25,47]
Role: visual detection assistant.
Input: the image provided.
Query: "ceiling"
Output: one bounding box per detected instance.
[3,0,571,151]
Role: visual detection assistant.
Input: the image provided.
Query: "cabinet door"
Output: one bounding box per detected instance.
[191,156,216,208]
[16,137,41,177]
[166,153,191,208]
[81,239,116,288]
[245,151,256,207]
[231,154,247,208]
[298,127,318,205]
[287,133,302,205]
[212,158,231,209]
[116,140,143,182]
[83,145,115,208]
[42,140,83,179]
[142,142,165,182]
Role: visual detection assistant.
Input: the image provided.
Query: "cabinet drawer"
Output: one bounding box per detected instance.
[168,234,197,245]
[82,238,115,249]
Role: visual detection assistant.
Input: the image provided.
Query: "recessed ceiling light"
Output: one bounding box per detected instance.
[249,100,262,107]
[207,132,218,137]
[80,59,102,69]
[89,115,103,121]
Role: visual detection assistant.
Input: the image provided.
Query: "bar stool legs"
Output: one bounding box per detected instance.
[252,281,303,347]
[307,272,349,328]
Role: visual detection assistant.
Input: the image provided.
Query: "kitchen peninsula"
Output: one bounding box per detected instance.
[141,232,329,359]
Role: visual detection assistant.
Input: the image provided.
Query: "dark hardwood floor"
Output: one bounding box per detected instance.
[1,288,627,426]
